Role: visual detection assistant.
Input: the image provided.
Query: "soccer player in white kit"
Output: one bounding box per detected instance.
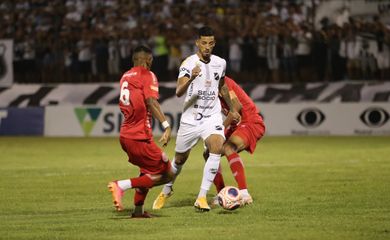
[153,26,240,211]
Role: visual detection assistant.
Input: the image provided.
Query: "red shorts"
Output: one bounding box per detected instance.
[225,120,265,154]
[119,137,170,175]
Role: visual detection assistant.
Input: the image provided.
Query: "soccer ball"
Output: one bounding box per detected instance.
[217,186,242,210]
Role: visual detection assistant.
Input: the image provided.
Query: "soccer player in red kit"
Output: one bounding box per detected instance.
[206,76,265,205]
[107,45,174,218]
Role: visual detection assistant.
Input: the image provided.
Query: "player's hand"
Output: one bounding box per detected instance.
[229,111,241,124]
[159,127,171,147]
[191,63,201,80]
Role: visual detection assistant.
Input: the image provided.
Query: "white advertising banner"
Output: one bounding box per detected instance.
[259,103,390,136]
[45,103,390,137]
[0,39,13,87]
[44,105,183,137]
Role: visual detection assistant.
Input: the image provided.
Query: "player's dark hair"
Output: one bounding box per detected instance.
[133,45,152,55]
[198,26,214,38]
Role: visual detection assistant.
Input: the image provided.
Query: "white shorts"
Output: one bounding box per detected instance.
[175,117,225,153]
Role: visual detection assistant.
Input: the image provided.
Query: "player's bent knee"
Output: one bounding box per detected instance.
[223,142,236,156]
[159,171,175,185]
[227,135,246,152]
[206,135,224,154]
[174,151,190,165]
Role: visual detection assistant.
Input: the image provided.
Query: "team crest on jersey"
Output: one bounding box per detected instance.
[214,73,220,81]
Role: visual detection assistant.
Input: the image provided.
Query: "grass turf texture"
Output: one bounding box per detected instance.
[0,136,389,240]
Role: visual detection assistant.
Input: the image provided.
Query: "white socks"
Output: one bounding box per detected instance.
[162,159,183,195]
[198,153,221,198]
[170,159,182,175]
[240,189,249,197]
[117,179,131,191]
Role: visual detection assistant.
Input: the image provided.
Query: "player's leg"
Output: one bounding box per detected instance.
[224,121,265,205]
[194,133,224,211]
[153,123,199,209]
[132,188,152,218]
[110,169,175,215]
[108,173,155,212]
[109,138,172,212]
[152,150,191,209]
[223,134,253,204]
[203,149,225,193]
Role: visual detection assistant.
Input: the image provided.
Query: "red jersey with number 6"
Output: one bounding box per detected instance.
[119,66,159,140]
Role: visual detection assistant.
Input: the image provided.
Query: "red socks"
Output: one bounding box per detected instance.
[227,153,247,190]
[213,164,225,193]
[134,188,149,206]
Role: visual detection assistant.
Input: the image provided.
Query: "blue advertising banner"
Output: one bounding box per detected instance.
[0,107,44,135]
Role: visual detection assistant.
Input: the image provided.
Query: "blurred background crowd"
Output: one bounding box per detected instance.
[1,0,390,83]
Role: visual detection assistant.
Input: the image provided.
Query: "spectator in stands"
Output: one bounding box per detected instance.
[339,25,361,80]
[118,32,132,73]
[312,27,328,82]
[295,24,312,82]
[108,36,120,78]
[151,26,169,81]
[3,0,389,83]
[94,38,108,82]
[280,22,298,82]
[266,25,280,83]
[229,36,242,74]
[167,37,181,81]
[359,40,377,80]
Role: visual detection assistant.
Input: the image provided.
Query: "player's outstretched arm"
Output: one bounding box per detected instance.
[146,97,171,146]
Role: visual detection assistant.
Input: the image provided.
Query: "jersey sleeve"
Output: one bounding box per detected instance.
[221,59,226,79]
[143,71,159,99]
[178,58,192,79]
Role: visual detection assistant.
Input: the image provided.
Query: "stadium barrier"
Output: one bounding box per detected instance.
[0,82,389,136]
[1,104,389,137]
[40,103,390,137]
[0,107,44,135]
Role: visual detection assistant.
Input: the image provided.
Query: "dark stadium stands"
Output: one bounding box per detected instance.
[1,0,390,83]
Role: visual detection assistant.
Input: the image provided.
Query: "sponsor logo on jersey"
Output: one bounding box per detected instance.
[215,125,223,131]
[214,73,220,81]
[123,72,137,78]
[74,107,102,136]
[197,90,216,100]
[194,105,212,110]
[194,113,212,121]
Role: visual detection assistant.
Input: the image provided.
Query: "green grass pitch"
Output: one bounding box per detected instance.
[1,136,390,240]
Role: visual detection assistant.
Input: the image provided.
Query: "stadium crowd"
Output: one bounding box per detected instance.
[1,0,390,83]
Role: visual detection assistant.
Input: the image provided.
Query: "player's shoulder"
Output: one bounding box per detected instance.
[211,54,226,63]
[140,68,158,85]
[181,54,197,65]
[211,55,226,65]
